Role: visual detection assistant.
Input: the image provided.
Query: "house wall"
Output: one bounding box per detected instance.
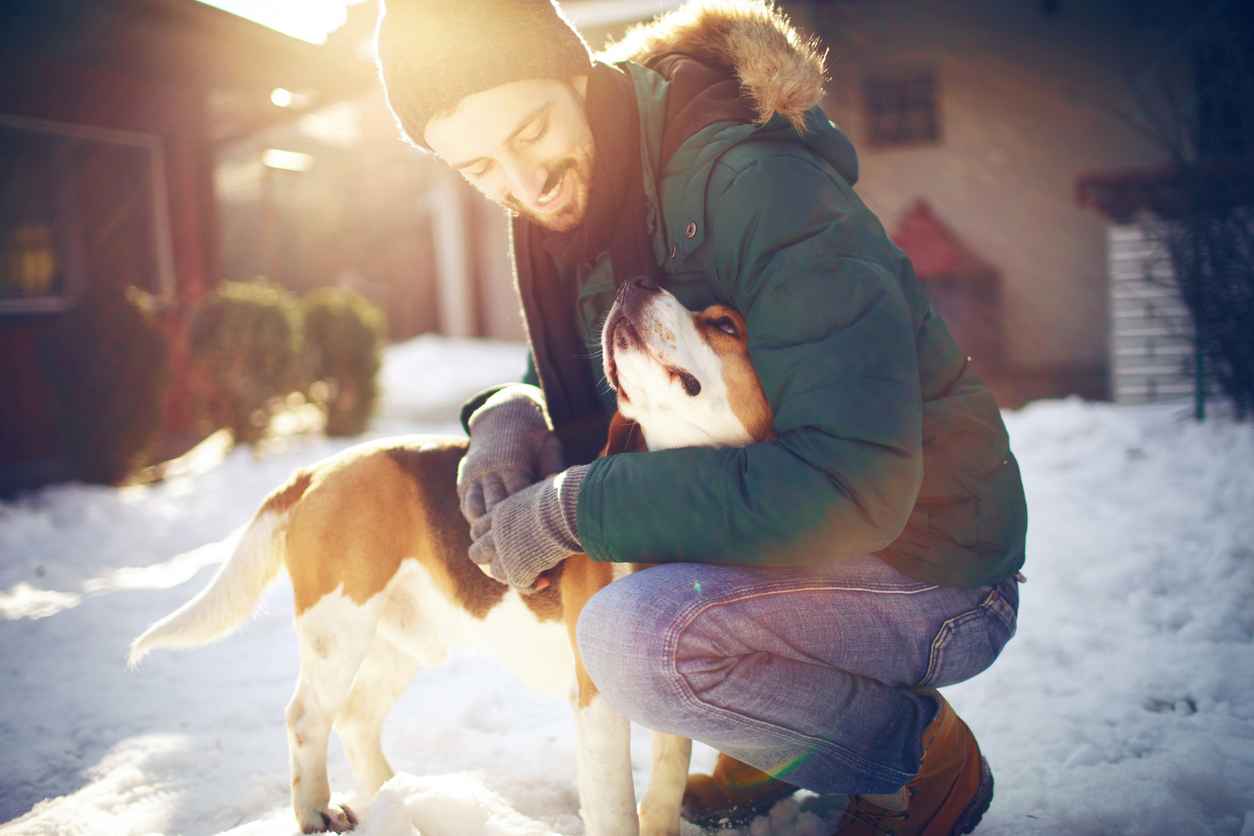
[0,57,216,487]
[461,2,1179,405]
[809,0,1177,399]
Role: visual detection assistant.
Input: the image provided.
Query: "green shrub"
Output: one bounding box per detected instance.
[301,287,386,436]
[39,284,170,484]
[187,279,301,444]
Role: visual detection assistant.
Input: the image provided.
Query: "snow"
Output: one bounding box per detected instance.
[2,333,1253,836]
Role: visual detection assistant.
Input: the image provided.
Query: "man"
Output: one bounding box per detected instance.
[376,1,1027,833]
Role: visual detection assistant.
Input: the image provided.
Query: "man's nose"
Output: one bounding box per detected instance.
[502,155,548,205]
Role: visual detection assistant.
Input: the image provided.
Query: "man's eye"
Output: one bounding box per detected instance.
[467,162,491,178]
[710,316,739,337]
[520,119,546,143]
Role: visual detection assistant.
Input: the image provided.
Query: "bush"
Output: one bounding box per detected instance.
[301,287,386,436]
[39,284,170,484]
[187,280,301,444]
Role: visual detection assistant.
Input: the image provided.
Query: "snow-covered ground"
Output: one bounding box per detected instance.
[2,335,1252,836]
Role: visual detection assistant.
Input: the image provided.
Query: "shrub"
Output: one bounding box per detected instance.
[187,280,301,444]
[301,287,386,436]
[39,284,170,484]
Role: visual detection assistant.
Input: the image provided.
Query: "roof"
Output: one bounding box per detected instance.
[891,199,997,281]
[0,0,378,143]
[1076,157,1254,222]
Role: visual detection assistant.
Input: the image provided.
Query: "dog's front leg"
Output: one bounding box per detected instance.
[638,732,692,836]
[573,669,639,836]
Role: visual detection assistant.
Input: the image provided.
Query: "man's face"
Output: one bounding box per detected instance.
[424,77,595,233]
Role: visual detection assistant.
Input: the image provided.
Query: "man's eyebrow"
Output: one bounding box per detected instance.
[449,103,550,170]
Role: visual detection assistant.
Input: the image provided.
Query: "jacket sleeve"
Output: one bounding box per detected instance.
[576,151,924,566]
[458,352,542,433]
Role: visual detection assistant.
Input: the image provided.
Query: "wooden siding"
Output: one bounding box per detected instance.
[1107,225,1220,404]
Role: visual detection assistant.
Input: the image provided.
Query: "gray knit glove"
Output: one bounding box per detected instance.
[469,465,589,592]
[458,385,565,525]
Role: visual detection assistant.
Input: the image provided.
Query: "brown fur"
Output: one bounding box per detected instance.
[263,470,312,516]
[284,447,427,615]
[597,0,829,134]
[703,307,776,443]
[386,442,565,622]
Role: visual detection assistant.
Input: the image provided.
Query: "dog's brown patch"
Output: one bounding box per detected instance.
[601,412,647,456]
[386,441,565,623]
[382,441,508,619]
[284,445,427,616]
[698,306,775,443]
[263,470,312,516]
[723,353,774,443]
[559,555,618,708]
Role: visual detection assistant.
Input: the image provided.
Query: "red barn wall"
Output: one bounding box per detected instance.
[1,56,217,482]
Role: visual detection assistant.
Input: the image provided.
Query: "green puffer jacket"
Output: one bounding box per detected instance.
[465,3,1027,588]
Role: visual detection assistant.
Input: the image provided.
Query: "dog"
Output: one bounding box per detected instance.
[129,279,774,836]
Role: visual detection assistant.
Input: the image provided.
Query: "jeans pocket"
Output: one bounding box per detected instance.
[917,582,1018,689]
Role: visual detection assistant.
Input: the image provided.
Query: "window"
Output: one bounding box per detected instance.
[0,115,174,314]
[863,70,940,148]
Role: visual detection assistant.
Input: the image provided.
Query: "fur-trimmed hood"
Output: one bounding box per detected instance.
[597,0,829,135]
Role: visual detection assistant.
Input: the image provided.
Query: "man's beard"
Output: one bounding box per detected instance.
[503,143,595,233]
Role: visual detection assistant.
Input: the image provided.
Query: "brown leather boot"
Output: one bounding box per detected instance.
[833,690,993,835]
[681,752,799,826]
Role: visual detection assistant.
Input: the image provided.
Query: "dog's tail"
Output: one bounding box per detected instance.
[128,473,309,668]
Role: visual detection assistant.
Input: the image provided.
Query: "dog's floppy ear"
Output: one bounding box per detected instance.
[600,411,646,457]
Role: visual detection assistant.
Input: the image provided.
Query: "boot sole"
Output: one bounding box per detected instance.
[680,785,799,829]
[951,756,994,835]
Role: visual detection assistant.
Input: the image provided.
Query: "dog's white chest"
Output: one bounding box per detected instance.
[377,561,576,698]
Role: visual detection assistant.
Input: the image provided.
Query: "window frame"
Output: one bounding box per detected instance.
[862,68,942,149]
[0,114,176,315]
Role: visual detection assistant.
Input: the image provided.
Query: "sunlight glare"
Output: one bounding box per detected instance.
[193,0,354,45]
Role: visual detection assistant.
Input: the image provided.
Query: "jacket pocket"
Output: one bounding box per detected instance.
[917,579,1018,688]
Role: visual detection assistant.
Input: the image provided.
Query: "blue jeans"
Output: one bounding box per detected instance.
[575,555,1019,795]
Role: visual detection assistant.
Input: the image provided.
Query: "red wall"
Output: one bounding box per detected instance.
[1,57,218,478]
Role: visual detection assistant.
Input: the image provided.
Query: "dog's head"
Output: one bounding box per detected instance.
[600,278,773,452]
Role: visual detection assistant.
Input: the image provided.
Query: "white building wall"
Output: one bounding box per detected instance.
[814,0,1178,383]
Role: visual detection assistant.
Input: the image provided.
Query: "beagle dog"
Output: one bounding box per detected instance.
[130,281,774,836]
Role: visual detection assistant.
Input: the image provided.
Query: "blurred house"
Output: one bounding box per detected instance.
[0,0,679,493]
[213,0,684,344]
[3,0,1237,494]
[780,0,1228,407]
[388,0,1226,408]
[0,0,376,492]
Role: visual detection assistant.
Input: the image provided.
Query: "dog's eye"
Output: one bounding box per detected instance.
[710,316,739,338]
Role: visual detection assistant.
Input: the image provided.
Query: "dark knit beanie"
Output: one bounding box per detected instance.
[375,0,595,151]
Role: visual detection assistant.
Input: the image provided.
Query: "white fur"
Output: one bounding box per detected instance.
[639,733,693,836]
[132,287,756,835]
[575,694,639,836]
[379,560,574,698]
[609,292,754,451]
[128,518,277,667]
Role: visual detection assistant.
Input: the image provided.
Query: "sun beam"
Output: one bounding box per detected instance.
[192,0,357,45]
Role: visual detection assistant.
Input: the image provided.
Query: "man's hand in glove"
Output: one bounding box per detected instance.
[469,465,590,592]
[457,385,565,526]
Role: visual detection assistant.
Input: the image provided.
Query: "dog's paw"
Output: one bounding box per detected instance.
[302,804,358,833]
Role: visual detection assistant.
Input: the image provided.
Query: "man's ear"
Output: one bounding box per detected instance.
[600,412,645,457]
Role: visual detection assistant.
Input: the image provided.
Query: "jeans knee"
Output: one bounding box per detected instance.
[574,573,691,726]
